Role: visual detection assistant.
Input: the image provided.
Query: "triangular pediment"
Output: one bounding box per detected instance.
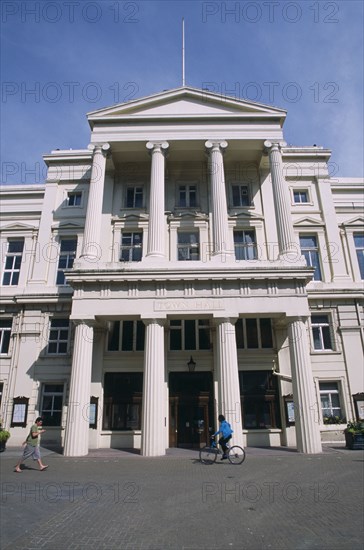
[341,216,364,227]
[230,211,264,221]
[294,216,325,227]
[1,222,36,232]
[88,87,286,123]
[52,221,83,230]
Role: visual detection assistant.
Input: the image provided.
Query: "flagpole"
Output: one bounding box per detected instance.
[182,18,185,87]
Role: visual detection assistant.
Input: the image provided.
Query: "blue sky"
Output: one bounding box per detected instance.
[1,0,363,184]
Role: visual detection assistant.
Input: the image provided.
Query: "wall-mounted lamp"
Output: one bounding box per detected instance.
[187,356,196,373]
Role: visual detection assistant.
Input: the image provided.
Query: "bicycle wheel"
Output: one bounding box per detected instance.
[199,446,218,465]
[228,446,246,465]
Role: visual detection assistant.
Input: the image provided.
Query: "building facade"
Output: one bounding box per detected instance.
[1,87,363,456]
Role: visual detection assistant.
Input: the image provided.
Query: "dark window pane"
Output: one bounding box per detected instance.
[312,315,329,325]
[136,321,145,351]
[108,321,120,351]
[9,241,24,253]
[122,321,133,351]
[322,326,333,349]
[198,322,210,350]
[184,320,196,350]
[312,327,321,350]
[235,319,244,349]
[246,319,258,348]
[260,319,273,348]
[170,329,182,350]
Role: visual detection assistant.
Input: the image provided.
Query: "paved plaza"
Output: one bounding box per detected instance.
[0,444,363,550]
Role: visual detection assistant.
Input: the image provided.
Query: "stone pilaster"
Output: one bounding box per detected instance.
[316,176,351,282]
[63,321,94,457]
[80,143,110,261]
[141,319,166,456]
[215,317,244,448]
[145,141,169,259]
[264,141,297,258]
[288,317,322,453]
[205,140,231,259]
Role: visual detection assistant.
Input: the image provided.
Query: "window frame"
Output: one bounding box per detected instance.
[235,318,274,350]
[319,381,345,424]
[107,320,145,352]
[67,191,82,207]
[120,231,143,262]
[47,318,70,355]
[299,234,323,281]
[353,233,364,280]
[310,314,334,352]
[125,185,144,209]
[233,229,258,260]
[0,319,12,355]
[40,383,64,426]
[176,183,199,209]
[102,372,143,431]
[2,239,24,286]
[177,231,200,261]
[231,183,250,208]
[56,238,77,285]
[292,188,311,204]
[169,319,211,351]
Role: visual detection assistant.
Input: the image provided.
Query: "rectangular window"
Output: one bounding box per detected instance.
[235,318,273,349]
[234,230,257,260]
[103,373,143,430]
[0,319,12,354]
[311,315,333,350]
[239,371,281,429]
[319,382,344,423]
[169,319,211,351]
[300,235,322,281]
[126,186,143,208]
[120,232,143,262]
[41,384,64,426]
[177,232,200,261]
[48,319,70,354]
[354,233,364,279]
[293,190,309,203]
[2,239,24,286]
[107,320,145,352]
[178,185,197,208]
[56,238,77,285]
[67,192,82,207]
[232,184,249,207]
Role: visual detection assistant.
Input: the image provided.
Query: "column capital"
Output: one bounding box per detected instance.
[146,141,169,155]
[263,140,287,153]
[213,316,239,326]
[141,317,167,327]
[88,143,111,156]
[205,140,228,153]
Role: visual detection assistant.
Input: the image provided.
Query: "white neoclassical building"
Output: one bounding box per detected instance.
[1,87,363,456]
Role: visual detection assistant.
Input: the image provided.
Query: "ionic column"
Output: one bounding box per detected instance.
[141,319,166,456]
[264,141,296,258]
[215,318,244,448]
[205,140,231,258]
[80,143,110,261]
[145,141,169,259]
[288,317,322,453]
[64,321,94,456]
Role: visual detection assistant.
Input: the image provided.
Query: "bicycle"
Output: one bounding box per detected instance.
[199,438,246,465]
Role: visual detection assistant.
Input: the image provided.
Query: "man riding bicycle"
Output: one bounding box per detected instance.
[212,414,233,460]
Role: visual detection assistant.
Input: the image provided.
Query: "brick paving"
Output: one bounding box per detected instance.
[0,445,363,550]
